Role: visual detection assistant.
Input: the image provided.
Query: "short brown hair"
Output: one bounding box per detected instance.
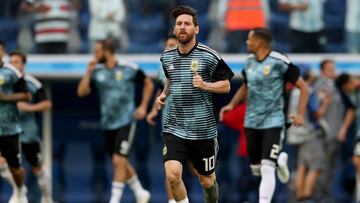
[252,27,273,44]
[320,59,334,71]
[172,5,198,26]
[9,50,27,64]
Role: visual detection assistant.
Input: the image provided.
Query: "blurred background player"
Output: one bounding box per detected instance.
[7,50,53,203]
[335,73,359,203]
[0,41,31,203]
[287,65,330,202]
[77,39,153,203]
[157,6,234,203]
[220,27,308,203]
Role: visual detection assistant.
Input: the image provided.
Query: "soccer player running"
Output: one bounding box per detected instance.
[156,6,234,203]
[77,40,153,203]
[219,28,309,203]
[0,41,31,203]
[8,51,53,203]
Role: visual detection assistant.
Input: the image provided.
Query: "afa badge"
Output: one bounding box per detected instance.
[190,59,199,72]
[115,71,123,81]
[263,65,271,76]
[0,75,4,86]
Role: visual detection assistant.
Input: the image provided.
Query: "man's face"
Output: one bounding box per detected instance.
[94,42,105,62]
[165,38,178,50]
[173,14,198,45]
[9,55,25,73]
[322,61,336,80]
[246,31,261,53]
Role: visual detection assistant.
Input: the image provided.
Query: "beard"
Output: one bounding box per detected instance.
[177,32,194,45]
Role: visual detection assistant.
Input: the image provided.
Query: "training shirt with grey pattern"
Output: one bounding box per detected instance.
[161,42,234,140]
[242,51,300,129]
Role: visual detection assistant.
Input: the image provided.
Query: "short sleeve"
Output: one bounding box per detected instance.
[135,69,145,85]
[241,69,247,84]
[13,77,28,93]
[285,63,300,84]
[34,88,48,102]
[212,59,234,81]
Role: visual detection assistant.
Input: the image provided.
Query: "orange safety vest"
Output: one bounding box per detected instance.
[225,0,266,31]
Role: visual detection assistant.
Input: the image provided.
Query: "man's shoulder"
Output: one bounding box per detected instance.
[195,43,221,60]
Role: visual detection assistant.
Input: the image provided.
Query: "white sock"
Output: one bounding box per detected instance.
[169,199,176,203]
[126,175,145,196]
[356,173,360,202]
[176,197,189,203]
[36,168,51,196]
[0,163,16,189]
[259,160,276,203]
[110,181,124,203]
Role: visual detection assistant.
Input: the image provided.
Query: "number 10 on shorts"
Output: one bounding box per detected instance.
[203,155,215,172]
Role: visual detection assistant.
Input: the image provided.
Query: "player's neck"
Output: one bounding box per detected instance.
[105,55,117,69]
[178,38,196,55]
[255,47,271,62]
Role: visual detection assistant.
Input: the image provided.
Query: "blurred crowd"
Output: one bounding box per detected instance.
[0,0,359,54]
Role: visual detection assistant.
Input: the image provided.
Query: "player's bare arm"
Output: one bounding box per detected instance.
[77,60,97,97]
[0,92,31,102]
[134,77,154,120]
[156,78,170,110]
[146,89,162,126]
[17,99,52,112]
[192,70,230,93]
[291,77,309,127]
[219,84,247,121]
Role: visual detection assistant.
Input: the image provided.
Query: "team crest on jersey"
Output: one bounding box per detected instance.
[0,74,4,85]
[115,70,123,81]
[191,59,199,72]
[163,144,167,156]
[263,65,272,76]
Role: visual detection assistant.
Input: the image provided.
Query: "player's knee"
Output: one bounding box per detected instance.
[165,167,182,186]
[112,154,127,168]
[198,174,215,189]
[260,160,276,177]
[250,164,261,176]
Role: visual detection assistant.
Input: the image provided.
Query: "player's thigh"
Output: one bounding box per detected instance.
[189,137,218,176]
[245,128,262,165]
[113,122,137,157]
[261,127,282,163]
[22,141,42,167]
[0,134,21,169]
[162,132,188,164]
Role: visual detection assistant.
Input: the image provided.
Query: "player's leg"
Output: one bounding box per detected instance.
[23,141,53,203]
[294,164,306,199]
[276,130,289,183]
[244,128,262,177]
[163,133,189,202]
[166,179,176,203]
[302,169,320,199]
[259,128,282,203]
[0,134,28,203]
[353,140,360,203]
[0,155,16,188]
[190,138,219,203]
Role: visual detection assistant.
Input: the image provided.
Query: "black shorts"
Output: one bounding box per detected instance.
[354,139,360,156]
[162,132,219,176]
[0,134,21,168]
[22,142,42,167]
[245,128,282,165]
[103,122,137,157]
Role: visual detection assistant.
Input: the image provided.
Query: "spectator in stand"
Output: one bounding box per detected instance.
[22,0,79,54]
[345,0,360,53]
[88,0,127,53]
[278,0,325,53]
[217,0,268,53]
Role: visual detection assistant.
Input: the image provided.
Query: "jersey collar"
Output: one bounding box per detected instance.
[177,42,198,56]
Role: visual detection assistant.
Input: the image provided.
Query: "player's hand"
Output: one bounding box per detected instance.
[337,127,347,142]
[17,102,31,112]
[219,103,235,122]
[134,106,147,120]
[193,71,206,90]
[156,93,166,110]
[146,109,158,127]
[86,60,97,75]
[289,114,304,127]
